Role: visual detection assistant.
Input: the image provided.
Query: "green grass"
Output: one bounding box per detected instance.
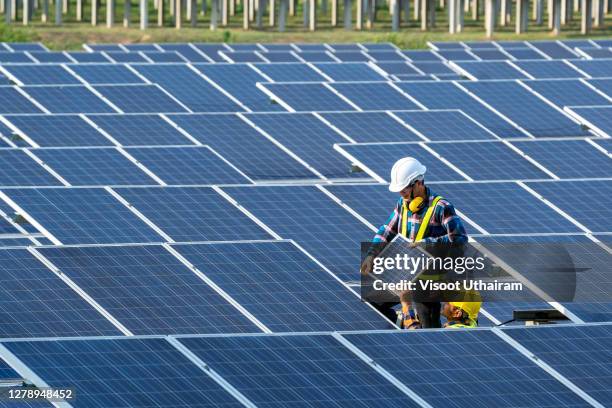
[1,0,610,50]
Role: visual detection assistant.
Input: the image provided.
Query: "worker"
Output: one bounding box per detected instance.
[442,300,481,328]
[361,157,468,328]
[397,291,421,329]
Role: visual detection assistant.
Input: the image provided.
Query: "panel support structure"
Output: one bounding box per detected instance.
[581,0,591,33]
[516,0,527,32]
[140,0,148,28]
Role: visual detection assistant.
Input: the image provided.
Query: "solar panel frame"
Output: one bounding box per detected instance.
[394,110,501,141]
[93,84,189,113]
[260,83,358,111]
[524,79,611,107]
[319,111,423,142]
[0,149,63,186]
[313,62,387,81]
[23,85,116,114]
[1,65,81,85]
[0,87,44,114]
[68,64,146,84]
[329,82,421,111]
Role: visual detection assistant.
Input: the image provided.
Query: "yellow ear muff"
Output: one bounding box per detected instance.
[408,196,424,212]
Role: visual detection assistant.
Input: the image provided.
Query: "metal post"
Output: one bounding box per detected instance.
[535,0,542,22]
[403,0,410,22]
[593,0,602,26]
[309,0,315,28]
[279,0,287,28]
[485,0,494,36]
[221,0,227,23]
[124,0,130,25]
[243,0,248,27]
[289,0,293,14]
[140,0,147,28]
[472,0,478,19]
[175,0,181,27]
[5,0,11,22]
[92,0,97,24]
[356,0,362,27]
[391,0,399,29]
[449,0,456,31]
[42,0,48,20]
[547,0,552,28]
[414,0,419,18]
[269,0,274,25]
[560,0,566,22]
[55,0,61,22]
[229,0,234,14]
[158,0,164,24]
[343,0,350,27]
[190,0,196,24]
[106,0,113,26]
[552,0,560,32]
[331,0,336,23]
[202,0,206,15]
[420,0,426,28]
[63,0,67,13]
[22,0,29,24]
[428,0,435,26]
[581,0,591,31]
[10,0,16,21]
[516,0,527,31]
[302,0,307,25]
[500,0,507,23]
[211,0,218,27]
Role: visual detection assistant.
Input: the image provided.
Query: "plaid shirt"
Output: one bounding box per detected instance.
[373,188,468,245]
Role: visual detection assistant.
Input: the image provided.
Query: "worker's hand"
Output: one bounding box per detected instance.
[360,255,374,276]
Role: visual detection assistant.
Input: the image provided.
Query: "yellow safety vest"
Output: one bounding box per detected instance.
[401,196,442,241]
[443,320,478,329]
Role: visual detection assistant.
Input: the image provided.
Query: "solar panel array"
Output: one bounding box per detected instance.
[0,41,610,407]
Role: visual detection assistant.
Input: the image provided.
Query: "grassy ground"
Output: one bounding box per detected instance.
[0,1,610,50]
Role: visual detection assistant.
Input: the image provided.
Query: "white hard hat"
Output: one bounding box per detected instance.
[388,157,426,192]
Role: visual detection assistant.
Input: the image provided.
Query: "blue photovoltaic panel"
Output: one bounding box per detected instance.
[410,61,456,74]
[374,62,422,75]
[158,44,209,62]
[432,182,583,234]
[4,338,244,408]
[223,185,375,281]
[461,81,588,137]
[227,43,262,51]
[295,44,329,51]
[510,139,612,178]
[85,44,124,51]
[505,324,612,405]
[588,78,612,99]
[568,60,612,78]
[395,110,499,141]
[452,61,527,79]
[33,147,155,186]
[593,138,612,153]
[7,43,47,51]
[117,187,270,242]
[168,114,315,180]
[104,51,148,63]
[69,64,145,84]
[593,39,612,47]
[174,241,394,332]
[328,44,363,51]
[330,82,421,110]
[0,51,33,63]
[5,115,114,147]
[567,106,612,137]
[463,41,501,49]
[313,63,386,81]
[402,50,443,61]
[470,49,511,60]
[262,83,357,111]
[4,188,163,244]
[24,85,115,113]
[260,52,301,62]
[528,41,577,59]
[361,43,398,51]
[0,248,121,338]
[124,146,250,185]
[2,65,81,85]
[504,48,547,60]
[0,217,19,234]
[246,113,369,179]
[88,113,194,145]
[513,60,585,79]
[527,180,612,233]
[123,44,159,52]
[367,51,407,62]
[575,48,612,59]
[223,51,266,62]
[94,84,189,113]
[253,63,324,82]
[431,42,465,50]
[193,43,230,61]
[333,51,371,62]
[0,358,20,378]
[261,44,295,51]
[142,51,185,62]
[28,52,71,63]
[66,51,111,63]
[335,143,466,182]
[397,81,526,138]
[430,141,552,180]
[297,51,337,62]
[560,39,596,48]
[436,49,478,61]
[195,63,285,112]
[524,79,611,107]
[39,244,260,334]
[345,330,588,408]
[0,150,62,186]
[0,87,43,113]
[179,334,418,408]
[320,111,423,142]
[324,183,399,227]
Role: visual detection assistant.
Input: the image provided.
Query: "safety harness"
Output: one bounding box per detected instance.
[401,195,442,241]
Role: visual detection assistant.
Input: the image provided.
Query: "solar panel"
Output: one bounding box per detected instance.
[253,62,325,82]
[158,44,209,62]
[324,183,399,227]
[93,84,188,113]
[524,79,611,107]
[568,60,612,78]
[179,333,422,407]
[367,50,407,62]
[7,43,47,51]
[394,110,499,141]
[246,113,368,179]
[593,138,612,153]
[38,244,261,334]
[330,82,421,110]
[168,114,316,180]
[261,44,295,51]
[261,83,357,111]
[104,51,148,63]
[397,81,526,138]
[4,337,244,407]
[462,41,500,49]
[123,44,160,52]
[87,113,194,145]
[587,78,612,99]
[0,87,44,113]
[410,61,456,74]
[504,48,547,60]
[228,43,262,51]
[504,324,612,405]
[0,150,62,186]
[4,187,164,244]
[361,42,398,51]
[374,61,422,75]
[313,62,386,81]
[2,65,81,85]
[328,43,363,51]
[173,241,394,331]
[344,330,589,407]
[193,43,230,61]
[510,139,612,178]
[402,50,444,61]
[513,60,585,79]
[297,51,338,62]
[32,147,156,185]
[335,142,468,182]
[260,51,302,62]
[124,146,250,185]
[528,41,577,59]
[0,247,122,337]
[116,187,271,241]
[430,141,552,180]
[219,51,266,63]
[566,106,612,137]
[451,61,527,80]
[86,44,124,51]
[28,51,71,63]
[0,51,33,63]
[23,85,115,113]
[527,180,612,233]
[67,51,111,63]
[295,43,329,51]
[5,114,114,147]
[432,182,583,234]
[333,51,371,62]
[143,51,186,62]
[223,185,375,281]
[461,81,588,137]
[320,111,423,142]
[436,49,478,61]
[575,48,612,59]
[69,64,146,84]
[593,39,612,47]
[470,49,511,60]
[431,41,466,50]
[195,63,285,111]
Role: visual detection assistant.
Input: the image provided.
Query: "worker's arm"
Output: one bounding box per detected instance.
[423,200,468,245]
[373,198,402,244]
